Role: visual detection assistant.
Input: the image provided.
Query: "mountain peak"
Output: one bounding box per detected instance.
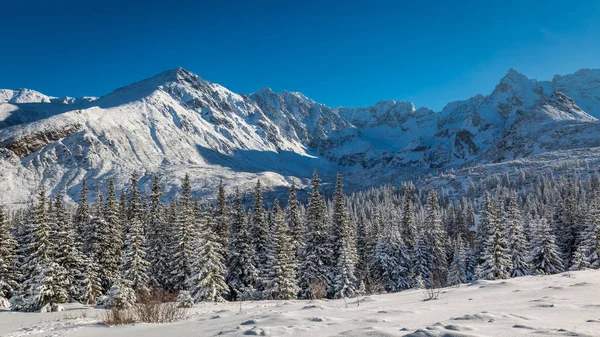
[147,67,202,86]
[501,68,529,83]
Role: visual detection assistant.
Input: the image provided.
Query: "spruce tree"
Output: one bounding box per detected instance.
[147,174,167,288]
[530,218,564,275]
[400,189,416,251]
[263,200,299,300]
[506,193,530,277]
[78,254,103,305]
[355,211,374,290]
[372,221,411,292]
[121,174,149,292]
[448,238,466,286]
[478,195,511,280]
[226,189,258,301]
[286,181,304,260]
[99,179,123,291]
[84,190,105,256]
[171,174,198,291]
[162,202,179,291]
[250,180,269,291]
[424,190,447,286]
[298,170,330,299]
[13,190,68,311]
[0,202,19,299]
[188,205,228,302]
[570,245,589,271]
[52,192,85,300]
[475,192,493,263]
[214,182,229,261]
[558,177,580,265]
[582,194,600,268]
[74,178,90,241]
[329,174,358,298]
[413,232,432,288]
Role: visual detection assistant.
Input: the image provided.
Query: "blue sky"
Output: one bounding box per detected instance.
[1,0,599,111]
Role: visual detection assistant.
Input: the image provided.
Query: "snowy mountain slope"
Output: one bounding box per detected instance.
[553,68,600,119]
[0,88,97,128]
[0,67,599,205]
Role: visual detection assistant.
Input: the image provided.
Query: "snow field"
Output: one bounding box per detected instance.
[2,270,599,337]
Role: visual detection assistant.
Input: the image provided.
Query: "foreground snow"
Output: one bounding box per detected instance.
[1,270,599,336]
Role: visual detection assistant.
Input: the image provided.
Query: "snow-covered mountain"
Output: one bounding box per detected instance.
[1,67,599,205]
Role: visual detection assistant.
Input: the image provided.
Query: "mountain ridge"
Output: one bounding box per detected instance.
[1,67,599,205]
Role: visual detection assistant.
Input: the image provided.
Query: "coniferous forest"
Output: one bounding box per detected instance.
[1,169,599,312]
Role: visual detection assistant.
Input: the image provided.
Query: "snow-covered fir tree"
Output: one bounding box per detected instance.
[286,181,304,260]
[581,192,600,268]
[146,174,168,288]
[226,189,258,301]
[447,238,466,287]
[400,189,416,251]
[371,218,411,292]
[478,194,511,280]
[171,174,198,291]
[328,174,358,298]
[475,192,493,263]
[412,232,432,288]
[78,254,102,305]
[84,190,104,256]
[250,180,269,292]
[530,217,564,275]
[74,178,90,242]
[570,245,590,271]
[557,177,581,266]
[98,179,123,291]
[52,192,85,300]
[423,190,447,286]
[121,174,149,292]
[0,202,19,299]
[506,193,530,277]
[188,204,228,302]
[214,182,229,261]
[12,189,68,312]
[298,170,330,299]
[263,200,299,300]
[355,210,375,291]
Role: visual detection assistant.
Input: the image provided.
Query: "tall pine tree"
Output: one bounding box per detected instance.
[298,170,330,299]
[0,202,19,299]
[188,204,228,302]
[122,174,150,292]
[263,200,299,300]
[226,189,258,301]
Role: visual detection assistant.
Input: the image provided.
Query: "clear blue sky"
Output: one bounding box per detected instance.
[1,0,599,111]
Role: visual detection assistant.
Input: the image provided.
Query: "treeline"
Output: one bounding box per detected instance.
[0,169,599,312]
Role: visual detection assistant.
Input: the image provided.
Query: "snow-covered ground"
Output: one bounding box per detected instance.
[2,270,599,337]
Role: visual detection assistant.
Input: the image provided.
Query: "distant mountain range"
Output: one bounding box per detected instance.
[1,67,599,205]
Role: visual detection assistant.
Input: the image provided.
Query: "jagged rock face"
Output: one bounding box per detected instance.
[0,67,599,205]
[1,123,82,158]
[553,69,600,119]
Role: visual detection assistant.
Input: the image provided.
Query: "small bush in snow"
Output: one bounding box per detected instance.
[107,282,136,309]
[103,288,187,325]
[135,288,186,323]
[95,295,110,308]
[39,303,65,313]
[177,291,194,308]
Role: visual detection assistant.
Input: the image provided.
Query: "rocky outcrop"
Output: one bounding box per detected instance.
[1,123,82,158]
